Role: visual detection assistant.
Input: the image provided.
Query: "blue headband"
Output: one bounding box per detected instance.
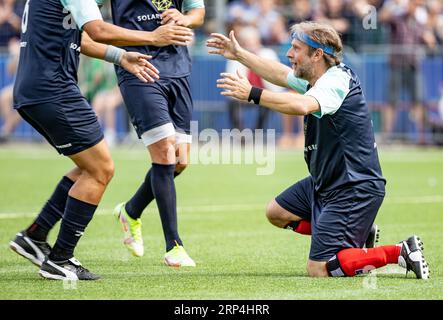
[291,32,336,57]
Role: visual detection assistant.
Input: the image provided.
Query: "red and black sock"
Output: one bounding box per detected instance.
[326,245,402,277]
[284,220,312,235]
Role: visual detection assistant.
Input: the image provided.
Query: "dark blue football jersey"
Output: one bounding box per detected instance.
[110,0,203,82]
[288,63,386,194]
[13,0,103,109]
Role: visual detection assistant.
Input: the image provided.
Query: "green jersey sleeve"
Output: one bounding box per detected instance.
[287,72,309,94]
[60,0,103,30]
[182,0,205,12]
[304,66,351,119]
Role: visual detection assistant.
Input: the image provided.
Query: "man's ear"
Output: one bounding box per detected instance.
[314,48,324,62]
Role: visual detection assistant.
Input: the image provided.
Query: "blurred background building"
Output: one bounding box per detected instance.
[1,0,443,147]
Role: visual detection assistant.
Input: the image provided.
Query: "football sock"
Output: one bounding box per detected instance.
[326,245,402,277]
[150,163,182,252]
[284,220,312,235]
[125,168,182,220]
[26,176,74,242]
[49,196,97,261]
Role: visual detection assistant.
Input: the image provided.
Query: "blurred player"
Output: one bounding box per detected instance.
[207,22,429,279]
[112,0,205,267]
[0,38,21,143]
[9,0,193,281]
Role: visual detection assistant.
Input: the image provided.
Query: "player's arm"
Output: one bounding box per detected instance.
[61,0,193,47]
[80,31,160,83]
[207,31,292,88]
[217,72,319,116]
[161,0,205,28]
[84,20,194,47]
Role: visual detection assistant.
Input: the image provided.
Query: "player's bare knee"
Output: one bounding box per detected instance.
[149,136,177,164]
[65,167,82,182]
[89,159,114,186]
[103,160,115,183]
[266,200,282,226]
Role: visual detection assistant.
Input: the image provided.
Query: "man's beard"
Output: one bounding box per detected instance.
[295,62,314,81]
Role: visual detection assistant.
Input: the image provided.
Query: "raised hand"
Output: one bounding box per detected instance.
[151,24,194,46]
[206,30,242,61]
[120,52,160,83]
[216,70,252,101]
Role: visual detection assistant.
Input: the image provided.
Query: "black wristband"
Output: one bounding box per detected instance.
[248,87,263,105]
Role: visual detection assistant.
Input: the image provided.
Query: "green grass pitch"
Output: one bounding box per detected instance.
[0,145,442,299]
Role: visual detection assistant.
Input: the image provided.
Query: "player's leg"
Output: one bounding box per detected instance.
[39,139,114,280]
[10,167,82,267]
[114,79,187,260]
[268,176,378,251]
[15,99,111,280]
[9,108,82,266]
[120,152,185,223]
[306,186,382,277]
[163,140,194,267]
[26,167,82,239]
[267,176,314,235]
[115,135,188,258]
[308,184,429,279]
[113,80,165,257]
[326,235,429,279]
[161,76,195,267]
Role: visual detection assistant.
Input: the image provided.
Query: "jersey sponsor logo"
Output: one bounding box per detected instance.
[70,42,81,53]
[137,13,162,22]
[152,0,173,11]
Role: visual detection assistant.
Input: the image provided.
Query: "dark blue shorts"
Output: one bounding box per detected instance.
[17,98,103,156]
[275,176,385,261]
[119,76,193,138]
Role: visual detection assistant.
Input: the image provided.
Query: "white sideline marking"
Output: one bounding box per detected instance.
[0,195,442,220]
[0,204,266,220]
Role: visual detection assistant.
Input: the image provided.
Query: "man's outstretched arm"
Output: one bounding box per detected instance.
[217,71,319,116]
[207,31,292,89]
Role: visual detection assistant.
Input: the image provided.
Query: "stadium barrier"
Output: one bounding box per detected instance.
[0,51,442,142]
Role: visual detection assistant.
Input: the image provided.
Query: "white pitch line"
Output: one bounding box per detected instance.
[0,194,442,220]
[0,204,266,220]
